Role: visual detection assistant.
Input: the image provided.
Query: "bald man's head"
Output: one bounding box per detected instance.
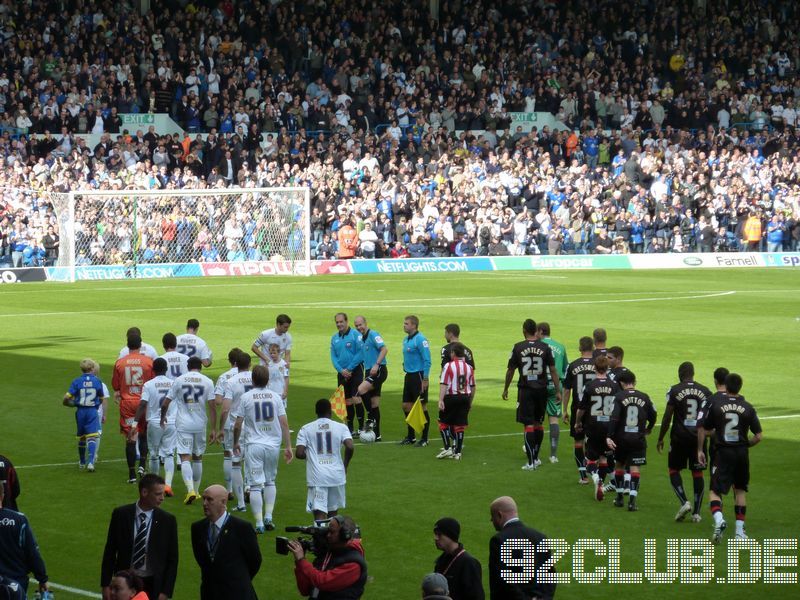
[202,484,229,521]
[490,496,519,531]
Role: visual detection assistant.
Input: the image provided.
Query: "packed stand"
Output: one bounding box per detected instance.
[2,0,800,267]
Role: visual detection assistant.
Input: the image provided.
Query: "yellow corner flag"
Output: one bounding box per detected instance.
[330,385,347,422]
[405,397,428,436]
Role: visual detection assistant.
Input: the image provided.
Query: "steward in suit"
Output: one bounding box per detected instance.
[488,496,555,600]
[101,474,179,600]
[192,484,262,600]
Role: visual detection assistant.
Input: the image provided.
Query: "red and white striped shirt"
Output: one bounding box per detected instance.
[440,358,475,396]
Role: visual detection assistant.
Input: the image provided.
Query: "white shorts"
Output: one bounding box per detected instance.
[148,423,177,458]
[244,444,279,487]
[176,431,206,456]
[306,485,346,514]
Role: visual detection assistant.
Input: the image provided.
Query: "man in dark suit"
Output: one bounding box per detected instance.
[191,484,262,600]
[488,496,555,600]
[101,474,179,600]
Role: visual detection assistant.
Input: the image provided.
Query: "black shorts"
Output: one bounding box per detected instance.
[439,394,471,426]
[584,429,612,461]
[569,402,585,439]
[614,441,647,467]
[711,445,750,494]
[338,365,364,399]
[668,436,706,471]
[363,364,388,400]
[515,387,547,425]
[403,371,428,404]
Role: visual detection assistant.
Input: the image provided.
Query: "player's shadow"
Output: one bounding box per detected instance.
[0,336,96,351]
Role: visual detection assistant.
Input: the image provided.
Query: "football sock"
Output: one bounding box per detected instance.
[223,456,233,492]
[181,460,194,493]
[78,438,87,464]
[191,460,203,491]
[615,468,625,494]
[624,471,631,491]
[524,430,536,464]
[232,463,245,507]
[630,473,640,497]
[94,435,102,460]
[710,500,723,525]
[125,442,137,478]
[346,404,355,433]
[669,469,688,504]
[574,444,586,478]
[264,483,276,521]
[549,423,559,457]
[532,425,544,461]
[355,403,365,430]
[691,470,704,514]
[137,436,148,469]
[163,456,175,487]
[734,505,746,535]
[250,486,264,525]
[598,463,609,482]
[422,410,430,440]
[586,460,598,478]
[454,429,465,454]
[370,405,381,437]
[86,437,97,464]
[149,454,160,474]
[439,425,451,449]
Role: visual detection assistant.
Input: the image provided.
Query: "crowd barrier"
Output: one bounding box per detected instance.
[2,253,798,284]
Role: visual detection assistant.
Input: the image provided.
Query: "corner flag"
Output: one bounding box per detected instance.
[330,385,347,422]
[405,397,428,435]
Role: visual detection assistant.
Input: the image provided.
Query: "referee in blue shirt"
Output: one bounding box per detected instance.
[330,313,366,435]
[401,315,432,446]
[354,315,389,441]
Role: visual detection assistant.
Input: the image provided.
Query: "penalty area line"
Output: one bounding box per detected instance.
[0,290,737,318]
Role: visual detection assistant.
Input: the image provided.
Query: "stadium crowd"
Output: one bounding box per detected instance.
[2,0,800,266]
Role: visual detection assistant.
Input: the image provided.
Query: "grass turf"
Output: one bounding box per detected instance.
[1,268,799,599]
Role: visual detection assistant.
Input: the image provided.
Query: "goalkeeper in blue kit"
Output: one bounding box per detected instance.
[63,359,107,472]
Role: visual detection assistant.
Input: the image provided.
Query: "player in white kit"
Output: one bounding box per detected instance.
[118,326,159,360]
[136,358,177,495]
[232,365,292,533]
[251,314,293,369]
[176,318,213,367]
[266,344,289,406]
[222,352,253,511]
[295,398,355,520]
[160,332,190,380]
[160,356,216,505]
[214,348,243,499]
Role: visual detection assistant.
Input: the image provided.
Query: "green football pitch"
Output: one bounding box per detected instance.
[1,268,799,599]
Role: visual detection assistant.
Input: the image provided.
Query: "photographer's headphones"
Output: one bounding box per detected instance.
[332,515,354,542]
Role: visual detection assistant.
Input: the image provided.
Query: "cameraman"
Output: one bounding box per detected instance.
[288,516,367,599]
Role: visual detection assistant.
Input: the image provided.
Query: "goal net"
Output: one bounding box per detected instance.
[53,187,310,281]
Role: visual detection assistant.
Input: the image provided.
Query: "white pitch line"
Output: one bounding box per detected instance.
[17,412,797,469]
[33,579,101,598]
[0,291,738,319]
[0,273,570,294]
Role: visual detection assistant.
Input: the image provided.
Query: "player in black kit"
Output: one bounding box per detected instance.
[441,323,475,369]
[564,337,596,484]
[606,370,657,511]
[574,355,619,501]
[502,319,561,470]
[698,373,762,544]
[657,362,713,523]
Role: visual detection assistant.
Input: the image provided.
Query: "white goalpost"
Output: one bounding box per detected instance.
[53,187,311,282]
